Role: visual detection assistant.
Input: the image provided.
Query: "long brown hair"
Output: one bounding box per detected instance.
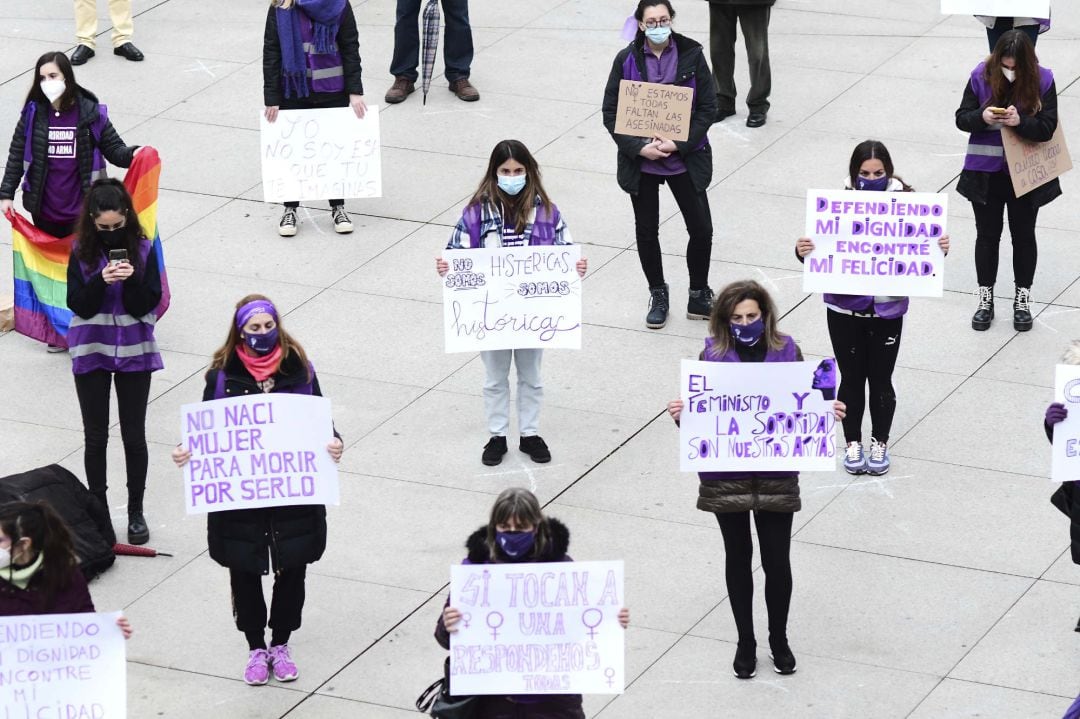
[469,140,553,234]
[0,501,79,611]
[485,488,551,562]
[208,294,311,381]
[74,179,146,270]
[985,30,1043,115]
[706,280,788,358]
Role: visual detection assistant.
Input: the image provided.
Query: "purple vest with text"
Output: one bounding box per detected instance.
[964,62,1054,173]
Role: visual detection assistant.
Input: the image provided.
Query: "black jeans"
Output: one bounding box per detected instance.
[31,214,74,238]
[715,510,793,645]
[987,17,1039,52]
[827,310,903,444]
[630,172,713,290]
[231,566,307,650]
[709,4,771,114]
[390,0,473,82]
[972,171,1038,289]
[72,370,152,507]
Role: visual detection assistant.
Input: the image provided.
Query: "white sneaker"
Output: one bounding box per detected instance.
[867,438,890,475]
[331,205,353,234]
[278,208,298,237]
[843,440,867,475]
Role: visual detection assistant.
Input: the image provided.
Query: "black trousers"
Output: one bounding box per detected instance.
[709,4,772,114]
[72,370,151,507]
[827,310,903,444]
[715,510,793,645]
[986,17,1039,52]
[31,214,75,238]
[971,171,1038,289]
[230,566,307,650]
[390,0,473,82]
[630,172,713,290]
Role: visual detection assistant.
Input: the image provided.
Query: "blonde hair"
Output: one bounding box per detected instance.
[272,0,295,8]
[1061,341,1080,366]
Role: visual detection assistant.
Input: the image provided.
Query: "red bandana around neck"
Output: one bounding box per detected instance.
[236,345,283,383]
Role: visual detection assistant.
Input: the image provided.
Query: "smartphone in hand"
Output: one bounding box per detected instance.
[108,249,129,266]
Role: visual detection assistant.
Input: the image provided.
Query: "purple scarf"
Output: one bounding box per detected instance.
[276,0,346,99]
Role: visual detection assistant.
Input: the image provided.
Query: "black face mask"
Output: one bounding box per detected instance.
[98,228,125,248]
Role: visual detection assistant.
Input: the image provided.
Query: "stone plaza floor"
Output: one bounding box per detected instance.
[1,0,1079,716]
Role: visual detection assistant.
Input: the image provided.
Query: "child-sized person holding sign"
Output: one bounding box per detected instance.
[171,295,343,687]
[435,140,587,468]
[667,280,846,680]
[436,487,630,718]
[795,141,950,477]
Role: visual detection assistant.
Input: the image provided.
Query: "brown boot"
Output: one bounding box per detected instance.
[449,78,480,102]
[384,76,415,104]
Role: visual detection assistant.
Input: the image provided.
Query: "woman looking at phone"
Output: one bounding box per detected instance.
[955,29,1059,333]
[66,179,162,546]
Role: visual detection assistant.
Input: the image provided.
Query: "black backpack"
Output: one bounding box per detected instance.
[0,465,116,578]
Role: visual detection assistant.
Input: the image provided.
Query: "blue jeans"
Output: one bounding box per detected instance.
[986,17,1039,52]
[390,0,473,82]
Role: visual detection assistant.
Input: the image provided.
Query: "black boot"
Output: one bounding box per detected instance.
[1013,286,1033,332]
[733,640,757,679]
[686,286,714,320]
[127,492,149,545]
[646,284,669,329]
[971,286,994,331]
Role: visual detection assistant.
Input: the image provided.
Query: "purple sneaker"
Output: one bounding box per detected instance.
[243,648,270,686]
[268,644,299,682]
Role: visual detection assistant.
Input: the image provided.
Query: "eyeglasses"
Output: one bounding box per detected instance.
[643,18,671,29]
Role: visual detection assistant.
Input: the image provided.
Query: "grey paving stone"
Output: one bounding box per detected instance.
[908,679,1072,719]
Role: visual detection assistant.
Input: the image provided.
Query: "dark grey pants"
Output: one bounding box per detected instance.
[709,4,772,114]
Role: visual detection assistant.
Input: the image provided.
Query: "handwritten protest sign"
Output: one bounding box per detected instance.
[614,80,692,142]
[179,394,338,514]
[260,106,382,202]
[680,359,839,472]
[802,189,947,297]
[1003,124,1072,198]
[0,611,126,718]
[941,0,1049,15]
[442,245,582,353]
[449,561,624,695]
[1050,365,1080,483]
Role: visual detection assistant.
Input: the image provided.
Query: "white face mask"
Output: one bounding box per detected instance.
[40,78,66,103]
[0,547,11,571]
[1001,67,1016,83]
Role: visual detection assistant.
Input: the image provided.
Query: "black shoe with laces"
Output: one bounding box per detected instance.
[770,638,797,675]
[278,208,298,237]
[1013,286,1033,332]
[733,641,757,679]
[971,285,994,331]
[331,205,354,234]
[646,284,669,329]
[519,435,551,464]
[482,436,507,466]
[687,286,714,320]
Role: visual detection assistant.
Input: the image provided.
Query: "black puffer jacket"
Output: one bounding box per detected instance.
[203,351,336,575]
[1,89,136,217]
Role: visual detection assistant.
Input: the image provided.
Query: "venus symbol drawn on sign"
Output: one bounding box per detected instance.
[582,608,603,638]
[604,667,616,687]
[486,611,504,639]
[461,612,472,629]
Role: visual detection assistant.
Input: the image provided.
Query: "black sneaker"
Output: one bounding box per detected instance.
[519,435,551,464]
[1013,286,1032,332]
[278,208,298,237]
[482,436,507,466]
[646,284,669,329]
[770,639,797,675]
[971,285,993,331]
[331,205,353,234]
[127,512,149,545]
[733,641,757,679]
[687,286,714,320]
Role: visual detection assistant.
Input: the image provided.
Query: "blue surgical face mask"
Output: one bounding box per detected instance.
[644,26,671,44]
[495,530,535,559]
[730,318,765,346]
[497,175,527,196]
[856,176,890,192]
[244,328,279,356]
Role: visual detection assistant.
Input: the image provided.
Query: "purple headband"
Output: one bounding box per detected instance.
[235,300,278,330]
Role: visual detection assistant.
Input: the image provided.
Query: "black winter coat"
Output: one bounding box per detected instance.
[602,33,716,195]
[262,3,365,108]
[203,351,334,575]
[1045,420,1080,564]
[1,90,136,217]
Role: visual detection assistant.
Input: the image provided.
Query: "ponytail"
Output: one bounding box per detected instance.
[0,502,79,611]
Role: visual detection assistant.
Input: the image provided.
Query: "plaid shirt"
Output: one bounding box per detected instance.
[446,197,573,249]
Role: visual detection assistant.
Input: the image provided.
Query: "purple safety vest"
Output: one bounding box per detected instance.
[299,11,345,95]
[462,201,561,248]
[21,100,109,194]
[964,62,1054,173]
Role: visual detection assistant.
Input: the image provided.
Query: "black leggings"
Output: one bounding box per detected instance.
[715,510,793,645]
[230,567,307,650]
[72,370,151,506]
[972,171,1038,289]
[827,310,903,444]
[630,171,713,290]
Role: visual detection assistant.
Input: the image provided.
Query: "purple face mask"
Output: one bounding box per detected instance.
[244,327,279,355]
[730,318,765,346]
[856,176,889,192]
[496,530,535,559]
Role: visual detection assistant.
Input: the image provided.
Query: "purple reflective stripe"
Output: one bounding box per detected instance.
[964,63,1054,172]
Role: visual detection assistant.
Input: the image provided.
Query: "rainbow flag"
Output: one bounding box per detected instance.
[9,146,169,348]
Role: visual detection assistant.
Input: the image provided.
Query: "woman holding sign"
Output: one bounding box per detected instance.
[263,0,366,237]
[955,29,1059,333]
[795,140,950,476]
[602,0,717,330]
[436,487,630,718]
[171,294,343,686]
[667,280,846,679]
[67,179,163,547]
[435,140,587,468]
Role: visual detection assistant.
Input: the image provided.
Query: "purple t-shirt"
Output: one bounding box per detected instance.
[40,105,82,224]
[640,40,687,177]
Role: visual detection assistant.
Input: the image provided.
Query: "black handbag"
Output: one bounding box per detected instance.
[415,658,479,719]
